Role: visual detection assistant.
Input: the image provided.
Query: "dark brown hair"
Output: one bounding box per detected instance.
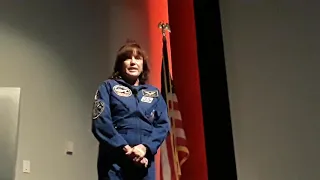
[109,40,150,84]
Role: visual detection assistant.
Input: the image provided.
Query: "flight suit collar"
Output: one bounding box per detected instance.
[115,78,148,91]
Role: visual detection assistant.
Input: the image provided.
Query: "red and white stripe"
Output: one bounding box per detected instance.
[160,92,189,180]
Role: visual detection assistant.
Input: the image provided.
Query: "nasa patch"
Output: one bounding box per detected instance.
[113,85,132,97]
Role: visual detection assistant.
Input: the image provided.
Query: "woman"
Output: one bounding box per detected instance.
[91,41,170,180]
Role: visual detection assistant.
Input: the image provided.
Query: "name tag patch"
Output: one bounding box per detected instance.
[141,96,153,103]
[142,90,159,98]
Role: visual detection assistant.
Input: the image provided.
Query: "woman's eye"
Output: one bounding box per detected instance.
[134,56,143,60]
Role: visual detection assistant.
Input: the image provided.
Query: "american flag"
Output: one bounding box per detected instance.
[160,35,189,180]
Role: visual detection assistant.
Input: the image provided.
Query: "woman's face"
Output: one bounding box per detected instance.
[122,50,143,80]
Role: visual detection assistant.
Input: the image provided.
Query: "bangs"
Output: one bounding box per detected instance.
[117,44,145,61]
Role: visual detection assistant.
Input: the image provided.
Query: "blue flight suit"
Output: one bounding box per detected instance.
[91,79,170,180]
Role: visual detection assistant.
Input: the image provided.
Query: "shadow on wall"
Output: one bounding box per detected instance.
[0,1,150,179]
[0,0,150,96]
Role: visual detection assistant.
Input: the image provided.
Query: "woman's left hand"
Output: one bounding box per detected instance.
[132,144,147,158]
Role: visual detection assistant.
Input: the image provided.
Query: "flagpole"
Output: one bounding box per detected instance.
[158,21,171,105]
[159,22,181,179]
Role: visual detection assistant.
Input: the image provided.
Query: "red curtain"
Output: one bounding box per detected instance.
[146,0,208,179]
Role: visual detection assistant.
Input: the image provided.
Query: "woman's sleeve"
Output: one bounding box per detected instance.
[91,82,128,148]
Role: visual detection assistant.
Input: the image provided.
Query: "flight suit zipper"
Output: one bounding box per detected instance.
[133,88,141,143]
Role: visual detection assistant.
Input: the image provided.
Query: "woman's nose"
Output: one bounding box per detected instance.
[130,57,137,64]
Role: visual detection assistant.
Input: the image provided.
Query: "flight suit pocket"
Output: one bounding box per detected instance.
[141,130,152,144]
[117,130,138,145]
[141,128,152,136]
[145,109,156,122]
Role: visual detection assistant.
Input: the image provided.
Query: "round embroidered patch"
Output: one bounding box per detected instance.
[113,85,132,97]
[92,99,105,119]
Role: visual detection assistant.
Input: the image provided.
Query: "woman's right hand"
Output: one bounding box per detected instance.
[123,145,148,167]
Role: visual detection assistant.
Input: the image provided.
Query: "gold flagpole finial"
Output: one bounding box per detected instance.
[158,22,171,37]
